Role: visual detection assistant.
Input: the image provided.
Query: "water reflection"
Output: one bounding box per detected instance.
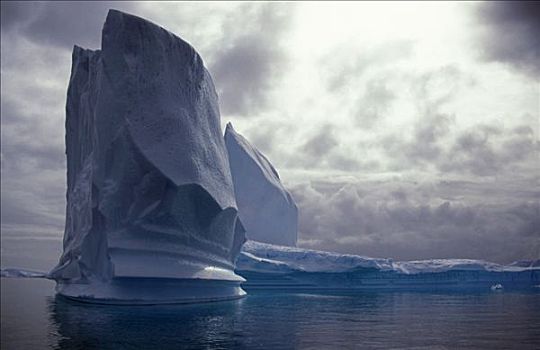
[48,296,250,349]
[43,289,540,350]
[46,290,392,350]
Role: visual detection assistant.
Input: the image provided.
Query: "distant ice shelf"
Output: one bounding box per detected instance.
[0,268,48,279]
[236,241,540,291]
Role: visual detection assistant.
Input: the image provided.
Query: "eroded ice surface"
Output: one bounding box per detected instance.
[49,10,246,303]
[225,123,298,247]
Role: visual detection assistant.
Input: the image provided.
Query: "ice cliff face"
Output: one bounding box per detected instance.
[50,10,245,290]
[225,123,298,247]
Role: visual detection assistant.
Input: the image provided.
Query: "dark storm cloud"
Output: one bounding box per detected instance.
[439,123,539,176]
[475,1,540,77]
[384,118,538,177]
[210,3,294,116]
[1,1,135,49]
[291,179,540,263]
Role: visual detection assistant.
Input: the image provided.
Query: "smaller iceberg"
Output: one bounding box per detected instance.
[490,283,503,291]
[1,268,47,278]
[236,242,540,291]
[225,123,298,247]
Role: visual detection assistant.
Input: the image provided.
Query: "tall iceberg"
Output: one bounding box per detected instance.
[225,123,298,247]
[50,10,246,304]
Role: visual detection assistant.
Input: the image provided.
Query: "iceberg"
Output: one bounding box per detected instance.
[236,241,540,291]
[49,10,246,304]
[225,123,298,246]
[1,268,48,278]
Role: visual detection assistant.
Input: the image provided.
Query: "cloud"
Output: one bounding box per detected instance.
[210,3,294,117]
[383,117,538,178]
[382,112,454,171]
[0,174,65,230]
[1,89,66,233]
[1,1,136,49]
[474,1,540,77]
[0,1,34,30]
[287,125,366,172]
[379,66,461,170]
[439,123,539,177]
[291,179,540,263]
[301,126,339,157]
[323,40,414,92]
[375,65,538,177]
[411,65,465,110]
[354,77,396,127]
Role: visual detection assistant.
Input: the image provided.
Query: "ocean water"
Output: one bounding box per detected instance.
[1,278,539,350]
[2,237,540,349]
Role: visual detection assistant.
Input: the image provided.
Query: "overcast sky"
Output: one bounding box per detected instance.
[1,1,539,263]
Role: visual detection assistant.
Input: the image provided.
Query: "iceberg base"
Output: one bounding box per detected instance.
[56,278,246,305]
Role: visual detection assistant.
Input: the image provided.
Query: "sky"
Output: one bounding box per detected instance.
[1,1,539,263]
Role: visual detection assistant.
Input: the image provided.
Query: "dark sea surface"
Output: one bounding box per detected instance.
[2,236,540,349]
[2,278,540,350]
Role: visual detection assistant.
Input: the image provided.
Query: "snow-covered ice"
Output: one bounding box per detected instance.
[225,123,298,246]
[238,241,393,273]
[49,10,246,303]
[1,268,48,278]
[236,241,540,290]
